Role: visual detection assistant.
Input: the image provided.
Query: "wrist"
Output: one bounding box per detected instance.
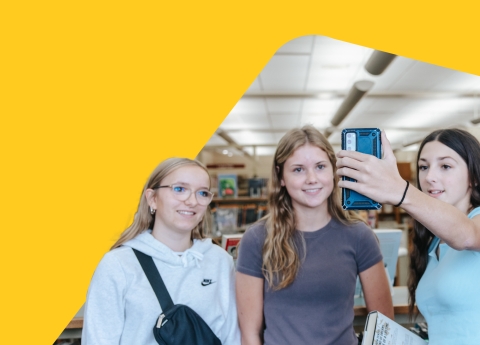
[394,180,409,207]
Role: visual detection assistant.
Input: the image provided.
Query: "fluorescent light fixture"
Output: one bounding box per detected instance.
[326,80,374,138]
[364,50,397,75]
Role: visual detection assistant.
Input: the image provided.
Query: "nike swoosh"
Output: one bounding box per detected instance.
[201,282,215,286]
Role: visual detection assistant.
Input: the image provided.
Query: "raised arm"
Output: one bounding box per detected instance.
[336,131,480,251]
[236,272,264,345]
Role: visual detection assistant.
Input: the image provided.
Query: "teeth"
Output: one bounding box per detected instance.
[430,190,443,194]
[178,211,194,215]
[304,188,320,192]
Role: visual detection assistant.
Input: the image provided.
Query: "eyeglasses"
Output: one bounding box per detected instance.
[154,184,214,206]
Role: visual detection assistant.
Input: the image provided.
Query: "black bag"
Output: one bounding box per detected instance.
[133,249,222,345]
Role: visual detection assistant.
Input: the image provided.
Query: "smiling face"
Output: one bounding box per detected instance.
[148,165,210,239]
[280,143,334,216]
[418,140,472,213]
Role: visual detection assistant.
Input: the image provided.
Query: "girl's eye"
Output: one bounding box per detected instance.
[293,167,303,173]
[197,190,210,198]
[172,186,186,193]
[316,164,325,170]
[418,165,428,171]
[441,164,452,170]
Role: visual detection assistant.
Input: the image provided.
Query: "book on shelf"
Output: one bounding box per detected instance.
[362,311,426,345]
[215,206,239,234]
[221,234,243,260]
[218,174,238,198]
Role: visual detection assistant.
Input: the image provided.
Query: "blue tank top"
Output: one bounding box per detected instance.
[416,207,480,344]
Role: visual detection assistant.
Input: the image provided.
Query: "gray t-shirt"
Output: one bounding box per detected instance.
[236,217,382,345]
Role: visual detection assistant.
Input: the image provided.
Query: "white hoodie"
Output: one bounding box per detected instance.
[82,230,240,345]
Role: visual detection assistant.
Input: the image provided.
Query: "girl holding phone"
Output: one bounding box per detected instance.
[236,125,393,345]
[82,158,240,345]
[337,129,480,345]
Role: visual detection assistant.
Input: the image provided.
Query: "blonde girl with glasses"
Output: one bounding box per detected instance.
[82,158,240,345]
[236,126,393,345]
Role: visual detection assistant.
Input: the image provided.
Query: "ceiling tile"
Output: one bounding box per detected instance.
[244,146,277,156]
[228,131,276,145]
[276,35,314,54]
[429,71,480,92]
[220,113,270,130]
[266,98,302,113]
[260,55,310,91]
[229,98,266,115]
[274,132,288,142]
[270,114,300,129]
[306,65,357,91]
[301,114,331,128]
[387,60,455,91]
[203,133,229,146]
[302,98,342,114]
[245,77,262,93]
[312,36,372,66]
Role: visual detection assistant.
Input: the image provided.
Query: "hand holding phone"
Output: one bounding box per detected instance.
[341,128,382,210]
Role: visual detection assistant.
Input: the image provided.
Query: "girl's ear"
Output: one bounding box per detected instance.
[145,189,157,209]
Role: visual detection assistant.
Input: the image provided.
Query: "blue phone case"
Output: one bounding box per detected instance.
[341,128,382,210]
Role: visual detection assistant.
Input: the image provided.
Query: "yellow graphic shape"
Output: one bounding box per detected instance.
[1,0,479,343]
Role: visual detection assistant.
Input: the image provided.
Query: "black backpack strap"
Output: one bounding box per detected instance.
[132,248,175,311]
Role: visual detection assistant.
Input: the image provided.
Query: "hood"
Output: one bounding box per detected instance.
[122,230,214,268]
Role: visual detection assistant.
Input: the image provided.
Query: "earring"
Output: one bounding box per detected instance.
[150,206,156,215]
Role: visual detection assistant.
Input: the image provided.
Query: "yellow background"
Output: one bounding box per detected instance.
[1,1,479,343]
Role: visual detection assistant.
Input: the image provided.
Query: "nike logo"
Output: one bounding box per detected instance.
[201,279,215,286]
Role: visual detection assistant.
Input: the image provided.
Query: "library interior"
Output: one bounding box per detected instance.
[58,35,480,344]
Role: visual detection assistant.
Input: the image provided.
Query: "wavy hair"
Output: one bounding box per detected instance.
[408,128,480,317]
[262,125,361,290]
[111,158,212,249]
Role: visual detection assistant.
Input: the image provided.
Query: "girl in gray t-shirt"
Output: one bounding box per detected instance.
[236,125,394,345]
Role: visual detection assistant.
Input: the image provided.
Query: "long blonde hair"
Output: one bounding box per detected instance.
[111,158,212,249]
[263,125,360,289]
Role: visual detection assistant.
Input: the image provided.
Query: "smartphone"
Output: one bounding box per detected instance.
[341,128,382,210]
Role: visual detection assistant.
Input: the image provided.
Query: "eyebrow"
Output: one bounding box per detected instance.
[171,181,210,189]
[289,161,328,166]
[418,156,457,163]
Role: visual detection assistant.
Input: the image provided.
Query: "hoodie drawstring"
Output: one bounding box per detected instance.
[181,249,204,268]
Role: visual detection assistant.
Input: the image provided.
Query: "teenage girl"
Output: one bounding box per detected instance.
[82,158,240,345]
[337,129,480,345]
[236,125,393,345]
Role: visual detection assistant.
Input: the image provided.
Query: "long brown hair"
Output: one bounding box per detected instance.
[111,158,212,249]
[408,129,480,317]
[262,125,361,290]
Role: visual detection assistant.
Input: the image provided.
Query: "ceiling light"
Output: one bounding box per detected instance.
[222,149,229,154]
[327,80,374,137]
[364,50,397,75]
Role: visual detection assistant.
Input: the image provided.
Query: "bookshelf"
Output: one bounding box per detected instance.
[210,197,268,235]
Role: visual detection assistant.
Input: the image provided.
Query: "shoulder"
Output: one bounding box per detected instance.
[243,221,267,243]
[98,246,134,266]
[205,240,233,260]
[94,246,141,278]
[330,218,373,237]
[468,206,480,219]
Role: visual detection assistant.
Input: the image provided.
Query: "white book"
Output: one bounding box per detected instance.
[362,311,426,345]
